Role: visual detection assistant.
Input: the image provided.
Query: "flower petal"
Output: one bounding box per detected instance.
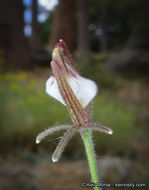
[46,75,66,106]
[46,63,98,108]
[51,60,89,125]
[46,44,98,109]
[68,76,98,108]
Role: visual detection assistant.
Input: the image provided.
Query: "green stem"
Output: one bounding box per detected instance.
[81,129,100,190]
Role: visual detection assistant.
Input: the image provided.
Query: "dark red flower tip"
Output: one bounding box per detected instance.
[55,39,68,49]
[54,39,77,72]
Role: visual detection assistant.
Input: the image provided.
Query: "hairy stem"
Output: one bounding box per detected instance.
[81,129,100,190]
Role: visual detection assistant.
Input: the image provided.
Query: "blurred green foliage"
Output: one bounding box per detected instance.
[0,71,138,156]
[0,73,68,148]
[76,53,122,89]
[93,96,136,152]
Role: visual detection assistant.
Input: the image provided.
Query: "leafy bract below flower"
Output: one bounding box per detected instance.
[36,39,113,162]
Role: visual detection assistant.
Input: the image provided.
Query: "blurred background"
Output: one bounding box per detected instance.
[0,0,149,189]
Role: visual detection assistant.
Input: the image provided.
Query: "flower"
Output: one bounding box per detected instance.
[36,39,113,162]
[46,39,97,126]
[46,42,97,108]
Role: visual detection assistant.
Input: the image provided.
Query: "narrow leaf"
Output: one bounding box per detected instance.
[52,128,77,162]
[84,122,113,135]
[36,125,73,144]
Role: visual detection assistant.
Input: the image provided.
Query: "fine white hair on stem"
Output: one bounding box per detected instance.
[80,129,99,183]
[84,122,113,135]
[52,128,77,162]
[36,124,73,144]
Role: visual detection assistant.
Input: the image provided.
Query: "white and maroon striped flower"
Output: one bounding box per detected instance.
[46,40,97,126]
[36,40,113,162]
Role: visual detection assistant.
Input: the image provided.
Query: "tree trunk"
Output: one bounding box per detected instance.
[48,0,77,51]
[77,0,90,53]
[127,0,149,49]
[100,4,108,52]
[30,0,41,50]
[107,0,149,75]
[0,0,31,69]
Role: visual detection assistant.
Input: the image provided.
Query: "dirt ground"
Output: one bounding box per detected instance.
[0,154,148,190]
